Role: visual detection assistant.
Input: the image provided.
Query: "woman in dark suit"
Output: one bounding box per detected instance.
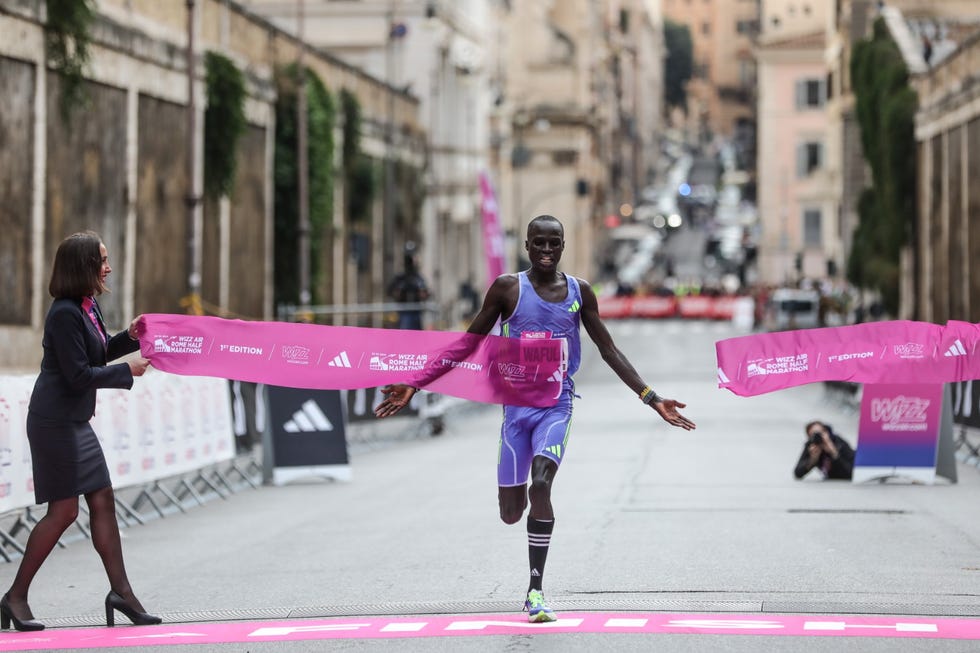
[1,231,161,631]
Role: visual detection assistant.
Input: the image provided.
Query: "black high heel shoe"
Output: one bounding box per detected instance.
[104,591,162,627]
[0,593,45,632]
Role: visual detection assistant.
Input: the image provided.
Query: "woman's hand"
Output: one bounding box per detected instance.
[128,315,145,341]
[128,357,151,377]
[374,384,418,418]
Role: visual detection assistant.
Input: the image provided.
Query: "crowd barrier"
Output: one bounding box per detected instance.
[598,294,753,322]
[0,371,253,562]
[951,380,980,470]
[0,372,457,562]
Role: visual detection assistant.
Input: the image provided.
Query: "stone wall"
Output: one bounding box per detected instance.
[0,0,423,368]
[912,30,980,323]
[0,57,34,327]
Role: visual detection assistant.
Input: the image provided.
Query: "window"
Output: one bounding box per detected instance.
[552,150,578,166]
[702,21,710,35]
[795,78,826,108]
[739,59,755,86]
[797,141,823,177]
[803,209,822,247]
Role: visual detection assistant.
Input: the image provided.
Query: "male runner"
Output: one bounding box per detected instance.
[375,215,695,622]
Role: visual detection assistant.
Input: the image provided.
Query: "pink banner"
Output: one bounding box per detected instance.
[479,170,506,283]
[140,314,562,407]
[716,320,980,397]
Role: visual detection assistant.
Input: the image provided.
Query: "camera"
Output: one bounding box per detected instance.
[808,433,824,447]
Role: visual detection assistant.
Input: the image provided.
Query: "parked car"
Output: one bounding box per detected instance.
[767,288,820,331]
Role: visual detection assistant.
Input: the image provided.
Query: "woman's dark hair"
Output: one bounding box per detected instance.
[48,231,107,299]
[805,420,834,437]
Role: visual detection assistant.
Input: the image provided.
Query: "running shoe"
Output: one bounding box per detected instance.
[524,589,557,623]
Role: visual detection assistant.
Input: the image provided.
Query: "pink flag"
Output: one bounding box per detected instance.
[479,170,506,283]
[715,320,980,397]
[140,314,563,407]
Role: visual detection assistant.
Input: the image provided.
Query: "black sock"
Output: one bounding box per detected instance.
[527,516,554,592]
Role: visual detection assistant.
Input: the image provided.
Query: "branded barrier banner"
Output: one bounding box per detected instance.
[853,383,956,483]
[716,319,980,397]
[140,314,564,407]
[0,375,37,512]
[479,170,506,283]
[597,295,746,321]
[853,384,946,483]
[0,372,234,513]
[265,386,350,485]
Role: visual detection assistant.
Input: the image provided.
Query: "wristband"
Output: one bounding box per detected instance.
[639,386,661,404]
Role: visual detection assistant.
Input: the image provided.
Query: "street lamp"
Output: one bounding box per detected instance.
[297,0,311,310]
[384,4,408,291]
[185,0,202,315]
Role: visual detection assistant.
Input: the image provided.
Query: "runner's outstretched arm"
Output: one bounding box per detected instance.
[374,275,515,417]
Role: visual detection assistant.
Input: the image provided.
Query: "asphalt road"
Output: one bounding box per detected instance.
[3,319,979,652]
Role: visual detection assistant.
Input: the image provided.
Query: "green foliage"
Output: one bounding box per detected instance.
[394,159,425,234]
[663,20,693,110]
[204,52,247,199]
[340,89,361,172]
[340,88,376,223]
[347,156,377,226]
[848,17,917,316]
[273,64,335,306]
[45,0,95,121]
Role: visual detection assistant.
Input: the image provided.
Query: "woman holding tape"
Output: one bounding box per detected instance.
[1,231,160,631]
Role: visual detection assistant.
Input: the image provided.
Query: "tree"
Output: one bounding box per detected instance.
[848,18,916,317]
[664,20,693,111]
[273,64,335,307]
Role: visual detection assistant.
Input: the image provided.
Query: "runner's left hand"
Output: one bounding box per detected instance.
[652,398,696,431]
[374,384,418,418]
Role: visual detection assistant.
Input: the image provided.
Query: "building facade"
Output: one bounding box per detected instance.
[662,0,758,144]
[755,19,837,285]
[911,31,980,323]
[0,0,420,367]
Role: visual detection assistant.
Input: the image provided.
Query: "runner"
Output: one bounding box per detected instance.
[375,215,695,622]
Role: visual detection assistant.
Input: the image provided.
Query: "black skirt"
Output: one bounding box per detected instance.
[26,412,112,504]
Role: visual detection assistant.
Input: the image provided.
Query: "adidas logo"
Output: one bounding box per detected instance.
[283,400,334,432]
[545,444,563,458]
[328,351,352,367]
[530,568,541,577]
[568,300,581,312]
[548,370,563,383]
[944,339,967,357]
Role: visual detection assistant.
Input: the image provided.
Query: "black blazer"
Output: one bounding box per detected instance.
[28,297,141,422]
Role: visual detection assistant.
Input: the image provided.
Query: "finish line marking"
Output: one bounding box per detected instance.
[0,612,978,649]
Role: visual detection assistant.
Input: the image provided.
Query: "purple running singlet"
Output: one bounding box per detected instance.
[498,272,582,486]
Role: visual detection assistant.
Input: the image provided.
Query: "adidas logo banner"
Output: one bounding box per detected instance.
[139,314,564,407]
[265,386,350,481]
[716,319,980,397]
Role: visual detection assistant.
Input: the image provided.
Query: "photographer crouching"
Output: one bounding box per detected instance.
[794,420,855,481]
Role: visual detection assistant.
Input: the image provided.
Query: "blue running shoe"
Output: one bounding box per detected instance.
[524,589,557,623]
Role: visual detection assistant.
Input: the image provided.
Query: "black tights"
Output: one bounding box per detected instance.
[5,486,145,618]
